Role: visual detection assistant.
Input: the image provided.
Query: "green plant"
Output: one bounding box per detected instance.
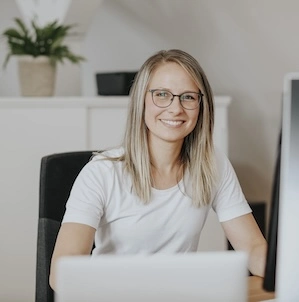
[2,17,85,68]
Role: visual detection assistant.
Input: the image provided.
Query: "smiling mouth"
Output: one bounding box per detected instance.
[160,119,184,126]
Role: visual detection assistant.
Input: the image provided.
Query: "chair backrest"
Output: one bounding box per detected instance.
[35,151,94,302]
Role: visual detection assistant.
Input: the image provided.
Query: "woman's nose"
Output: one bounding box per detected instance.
[168,96,184,113]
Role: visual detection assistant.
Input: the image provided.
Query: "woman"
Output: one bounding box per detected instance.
[50,49,267,290]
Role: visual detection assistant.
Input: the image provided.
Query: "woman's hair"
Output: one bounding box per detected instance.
[113,49,216,207]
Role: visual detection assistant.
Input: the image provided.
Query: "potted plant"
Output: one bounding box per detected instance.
[2,18,85,96]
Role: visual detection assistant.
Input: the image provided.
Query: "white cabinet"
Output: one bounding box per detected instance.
[0,96,231,301]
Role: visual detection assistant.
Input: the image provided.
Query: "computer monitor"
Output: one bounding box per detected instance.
[263,132,280,292]
[263,73,299,300]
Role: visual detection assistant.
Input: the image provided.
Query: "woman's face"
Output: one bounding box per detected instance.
[144,62,201,147]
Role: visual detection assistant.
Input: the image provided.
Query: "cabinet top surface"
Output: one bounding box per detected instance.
[0,96,231,108]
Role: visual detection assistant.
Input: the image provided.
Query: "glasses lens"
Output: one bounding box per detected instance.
[180,92,200,109]
[152,90,172,107]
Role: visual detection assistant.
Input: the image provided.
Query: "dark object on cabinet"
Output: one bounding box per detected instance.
[96,72,137,96]
[35,151,94,302]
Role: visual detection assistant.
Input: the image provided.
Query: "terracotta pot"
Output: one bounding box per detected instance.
[18,55,56,96]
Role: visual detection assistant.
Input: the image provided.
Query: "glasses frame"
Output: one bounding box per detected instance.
[148,89,204,110]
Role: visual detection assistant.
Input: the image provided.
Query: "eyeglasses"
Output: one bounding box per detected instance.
[148,89,203,110]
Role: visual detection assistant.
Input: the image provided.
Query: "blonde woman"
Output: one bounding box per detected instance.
[50,49,267,290]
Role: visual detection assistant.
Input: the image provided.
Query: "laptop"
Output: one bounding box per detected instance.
[55,251,248,302]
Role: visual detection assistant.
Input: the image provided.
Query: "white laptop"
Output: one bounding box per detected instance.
[55,251,248,302]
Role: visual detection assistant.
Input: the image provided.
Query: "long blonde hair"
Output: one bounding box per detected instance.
[107,49,216,207]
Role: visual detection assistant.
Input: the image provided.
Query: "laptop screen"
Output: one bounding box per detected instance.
[55,251,248,302]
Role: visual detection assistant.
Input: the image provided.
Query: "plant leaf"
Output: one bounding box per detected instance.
[3,28,23,39]
[14,18,29,36]
[2,17,85,68]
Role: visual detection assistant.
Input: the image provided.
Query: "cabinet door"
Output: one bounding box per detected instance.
[0,108,87,301]
[88,107,128,150]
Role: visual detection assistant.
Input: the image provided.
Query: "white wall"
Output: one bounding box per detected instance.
[194,0,299,206]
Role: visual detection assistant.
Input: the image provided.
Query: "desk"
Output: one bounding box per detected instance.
[248,276,275,301]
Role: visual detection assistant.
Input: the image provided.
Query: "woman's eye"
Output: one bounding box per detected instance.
[156,91,169,98]
[182,94,196,101]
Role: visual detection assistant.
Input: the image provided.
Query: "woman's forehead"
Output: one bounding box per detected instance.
[148,62,203,92]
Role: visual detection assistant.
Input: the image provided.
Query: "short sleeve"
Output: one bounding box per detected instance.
[212,149,252,222]
[62,159,105,229]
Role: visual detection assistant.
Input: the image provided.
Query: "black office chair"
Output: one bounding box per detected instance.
[35,151,94,302]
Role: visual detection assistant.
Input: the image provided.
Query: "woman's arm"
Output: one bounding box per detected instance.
[221,213,267,277]
[49,222,96,291]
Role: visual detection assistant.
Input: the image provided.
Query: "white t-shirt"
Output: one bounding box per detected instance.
[62,147,251,255]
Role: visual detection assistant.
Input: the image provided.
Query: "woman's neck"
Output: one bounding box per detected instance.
[148,140,184,189]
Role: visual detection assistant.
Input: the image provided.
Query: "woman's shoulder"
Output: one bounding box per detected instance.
[81,146,125,173]
[92,146,125,160]
[73,147,125,186]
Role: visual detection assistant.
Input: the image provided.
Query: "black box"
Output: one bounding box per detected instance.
[96,72,137,96]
